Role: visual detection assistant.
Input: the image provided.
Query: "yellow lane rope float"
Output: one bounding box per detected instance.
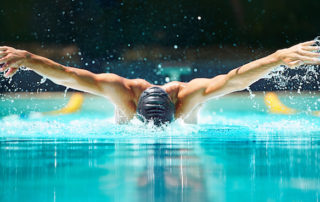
[264,92,296,114]
[2,93,84,120]
[44,92,84,115]
[264,92,320,116]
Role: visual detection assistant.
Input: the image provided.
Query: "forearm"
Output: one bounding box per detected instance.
[225,52,280,90]
[25,52,68,82]
[225,40,320,91]
[0,46,132,100]
[24,52,102,94]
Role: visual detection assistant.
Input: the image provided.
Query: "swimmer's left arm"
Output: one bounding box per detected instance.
[206,41,320,97]
[178,41,320,112]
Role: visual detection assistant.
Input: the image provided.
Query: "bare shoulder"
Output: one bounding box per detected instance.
[127,78,152,91]
[125,78,153,101]
[92,75,152,115]
[174,78,217,118]
[176,78,211,99]
[161,81,183,102]
[163,81,185,91]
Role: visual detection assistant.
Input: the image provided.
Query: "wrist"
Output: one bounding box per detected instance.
[22,51,35,66]
[271,50,285,66]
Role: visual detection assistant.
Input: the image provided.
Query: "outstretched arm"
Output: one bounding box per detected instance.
[177,41,320,117]
[0,46,131,101]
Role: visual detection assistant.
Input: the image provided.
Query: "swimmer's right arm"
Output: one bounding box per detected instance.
[0,46,130,98]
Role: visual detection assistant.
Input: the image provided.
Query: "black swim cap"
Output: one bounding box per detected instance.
[137,87,175,125]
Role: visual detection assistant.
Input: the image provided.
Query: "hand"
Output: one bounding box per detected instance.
[274,40,320,68]
[0,46,29,78]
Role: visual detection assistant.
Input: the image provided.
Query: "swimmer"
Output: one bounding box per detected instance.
[0,41,320,125]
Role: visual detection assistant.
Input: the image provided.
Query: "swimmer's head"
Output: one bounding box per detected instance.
[137,87,175,126]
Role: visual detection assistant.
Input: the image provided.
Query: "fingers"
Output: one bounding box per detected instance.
[0,47,9,59]
[298,50,320,57]
[0,46,23,78]
[297,55,320,64]
[0,52,8,58]
[301,40,316,46]
[302,46,320,51]
[0,55,10,64]
[4,67,18,78]
[0,59,17,72]
[0,64,10,73]
[0,54,12,72]
[0,46,9,51]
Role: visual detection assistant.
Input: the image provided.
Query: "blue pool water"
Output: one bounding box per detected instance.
[0,93,320,202]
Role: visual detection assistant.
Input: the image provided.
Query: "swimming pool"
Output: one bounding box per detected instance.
[1,92,320,202]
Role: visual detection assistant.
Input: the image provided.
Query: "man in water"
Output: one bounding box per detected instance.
[0,41,320,125]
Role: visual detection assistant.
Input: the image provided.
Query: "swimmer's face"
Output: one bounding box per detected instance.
[137,87,175,126]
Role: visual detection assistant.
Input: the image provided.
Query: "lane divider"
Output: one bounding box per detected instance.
[264,92,296,114]
[43,92,84,115]
[2,93,84,120]
[264,92,320,116]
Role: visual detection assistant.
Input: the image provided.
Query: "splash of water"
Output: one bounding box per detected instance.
[263,37,320,91]
[40,77,47,84]
[246,87,255,99]
[64,87,69,97]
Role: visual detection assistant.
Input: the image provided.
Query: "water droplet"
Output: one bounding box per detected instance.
[246,87,256,99]
[40,77,47,84]
[64,88,69,97]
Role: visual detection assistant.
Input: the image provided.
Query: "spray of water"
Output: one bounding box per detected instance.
[263,37,320,91]
[64,87,69,97]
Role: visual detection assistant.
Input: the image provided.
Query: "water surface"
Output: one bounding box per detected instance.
[0,93,319,202]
